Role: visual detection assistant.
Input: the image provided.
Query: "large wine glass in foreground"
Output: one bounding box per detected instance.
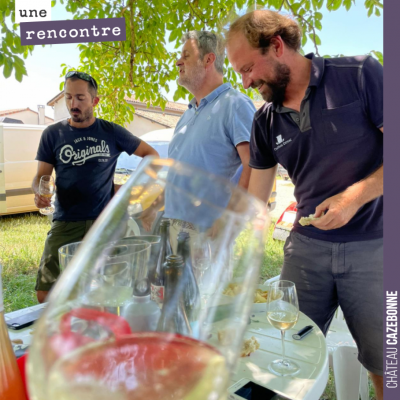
[266,280,300,376]
[27,158,270,400]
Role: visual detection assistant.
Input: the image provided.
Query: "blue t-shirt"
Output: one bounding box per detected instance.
[168,82,255,179]
[250,54,383,242]
[164,83,256,226]
[36,118,141,221]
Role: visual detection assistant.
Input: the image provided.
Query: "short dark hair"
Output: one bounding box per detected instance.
[65,75,98,98]
[227,10,302,54]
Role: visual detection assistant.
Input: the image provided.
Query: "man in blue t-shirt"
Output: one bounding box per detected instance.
[169,30,256,189]
[227,10,383,398]
[140,31,256,249]
[165,31,256,248]
[33,71,158,303]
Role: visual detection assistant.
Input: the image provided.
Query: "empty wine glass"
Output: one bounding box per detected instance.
[192,235,211,289]
[39,175,55,215]
[266,280,300,376]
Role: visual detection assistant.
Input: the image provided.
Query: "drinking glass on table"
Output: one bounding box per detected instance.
[266,280,300,376]
[192,236,217,309]
[38,175,55,215]
[192,235,211,288]
[27,158,271,400]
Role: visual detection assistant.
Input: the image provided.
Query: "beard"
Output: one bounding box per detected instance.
[177,62,206,93]
[69,107,93,123]
[254,61,291,104]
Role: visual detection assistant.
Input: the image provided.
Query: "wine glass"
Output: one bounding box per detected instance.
[27,158,270,400]
[39,175,55,215]
[266,280,300,376]
[192,234,211,289]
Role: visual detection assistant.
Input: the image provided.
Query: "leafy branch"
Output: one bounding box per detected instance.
[283,0,320,56]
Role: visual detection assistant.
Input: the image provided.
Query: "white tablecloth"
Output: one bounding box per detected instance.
[229,309,329,400]
[6,304,328,400]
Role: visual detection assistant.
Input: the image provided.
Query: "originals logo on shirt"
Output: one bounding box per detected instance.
[59,137,110,166]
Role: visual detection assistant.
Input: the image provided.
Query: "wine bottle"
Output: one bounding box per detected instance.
[176,232,201,334]
[156,255,191,336]
[0,265,27,400]
[149,220,172,305]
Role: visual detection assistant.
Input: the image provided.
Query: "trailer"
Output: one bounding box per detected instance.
[0,123,44,215]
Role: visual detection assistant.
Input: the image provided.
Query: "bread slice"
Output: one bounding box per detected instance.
[299,211,325,226]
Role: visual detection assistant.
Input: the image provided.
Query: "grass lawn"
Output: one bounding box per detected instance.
[0,213,376,399]
[0,212,50,313]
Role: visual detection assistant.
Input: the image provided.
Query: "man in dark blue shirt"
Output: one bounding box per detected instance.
[227,10,383,397]
[32,72,158,303]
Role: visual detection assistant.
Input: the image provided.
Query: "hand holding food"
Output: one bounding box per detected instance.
[299,211,325,226]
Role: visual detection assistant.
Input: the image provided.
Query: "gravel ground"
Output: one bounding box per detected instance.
[270,179,296,220]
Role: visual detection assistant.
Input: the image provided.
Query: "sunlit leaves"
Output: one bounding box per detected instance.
[364,0,383,18]
[0,0,383,123]
[0,0,34,80]
[370,50,383,65]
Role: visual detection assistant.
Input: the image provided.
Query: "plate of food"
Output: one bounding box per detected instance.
[222,283,271,312]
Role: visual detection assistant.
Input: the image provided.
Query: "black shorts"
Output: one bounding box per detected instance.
[281,231,383,376]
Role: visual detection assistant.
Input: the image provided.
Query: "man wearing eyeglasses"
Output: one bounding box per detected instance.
[32,71,159,303]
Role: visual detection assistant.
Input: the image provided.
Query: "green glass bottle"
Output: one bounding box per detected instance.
[176,232,201,332]
[149,220,172,305]
[156,255,192,336]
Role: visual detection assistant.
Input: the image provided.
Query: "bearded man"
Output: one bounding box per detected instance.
[227,10,383,398]
[141,31,256,250]
[168,30,255,188]
[33,71,158,303]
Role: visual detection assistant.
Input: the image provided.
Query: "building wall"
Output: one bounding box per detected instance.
[5,110,53,125]
[52,97,70,123]
[52,97,169,137]
[125,116,168,138]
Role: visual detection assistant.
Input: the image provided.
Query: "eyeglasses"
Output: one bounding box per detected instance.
[65,71,98,90]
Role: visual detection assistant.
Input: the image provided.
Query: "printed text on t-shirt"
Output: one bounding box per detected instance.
[60,138,110,166]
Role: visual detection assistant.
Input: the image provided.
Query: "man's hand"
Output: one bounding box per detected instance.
[311,191,360,231]
[34,193,52,209]
[138,206,158,232]
[312,162,383,231]
[207,218,223,240]
[32,161,54,209]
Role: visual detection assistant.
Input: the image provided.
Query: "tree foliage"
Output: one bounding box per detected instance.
[0,0,33,82]
[1,0,383,125]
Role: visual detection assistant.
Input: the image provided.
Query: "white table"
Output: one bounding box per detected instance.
[6,303,46,345]
[6,304,328,400]
[229,309,329,400]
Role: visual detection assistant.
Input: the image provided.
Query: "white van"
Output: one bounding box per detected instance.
[0,123,44,216]
[0,126,174,216]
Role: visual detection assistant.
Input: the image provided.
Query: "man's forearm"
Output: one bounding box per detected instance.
[248,165,278,204]
[32,176,40,194]
[345,165,383,208]
[238,165,251,190]
[114,184,122,194]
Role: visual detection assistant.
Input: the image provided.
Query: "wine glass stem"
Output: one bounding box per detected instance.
[281,330,286,360]
[200,270,204,286]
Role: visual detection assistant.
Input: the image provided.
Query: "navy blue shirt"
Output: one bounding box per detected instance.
[250,54,383,242]
[36,118,141,221]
